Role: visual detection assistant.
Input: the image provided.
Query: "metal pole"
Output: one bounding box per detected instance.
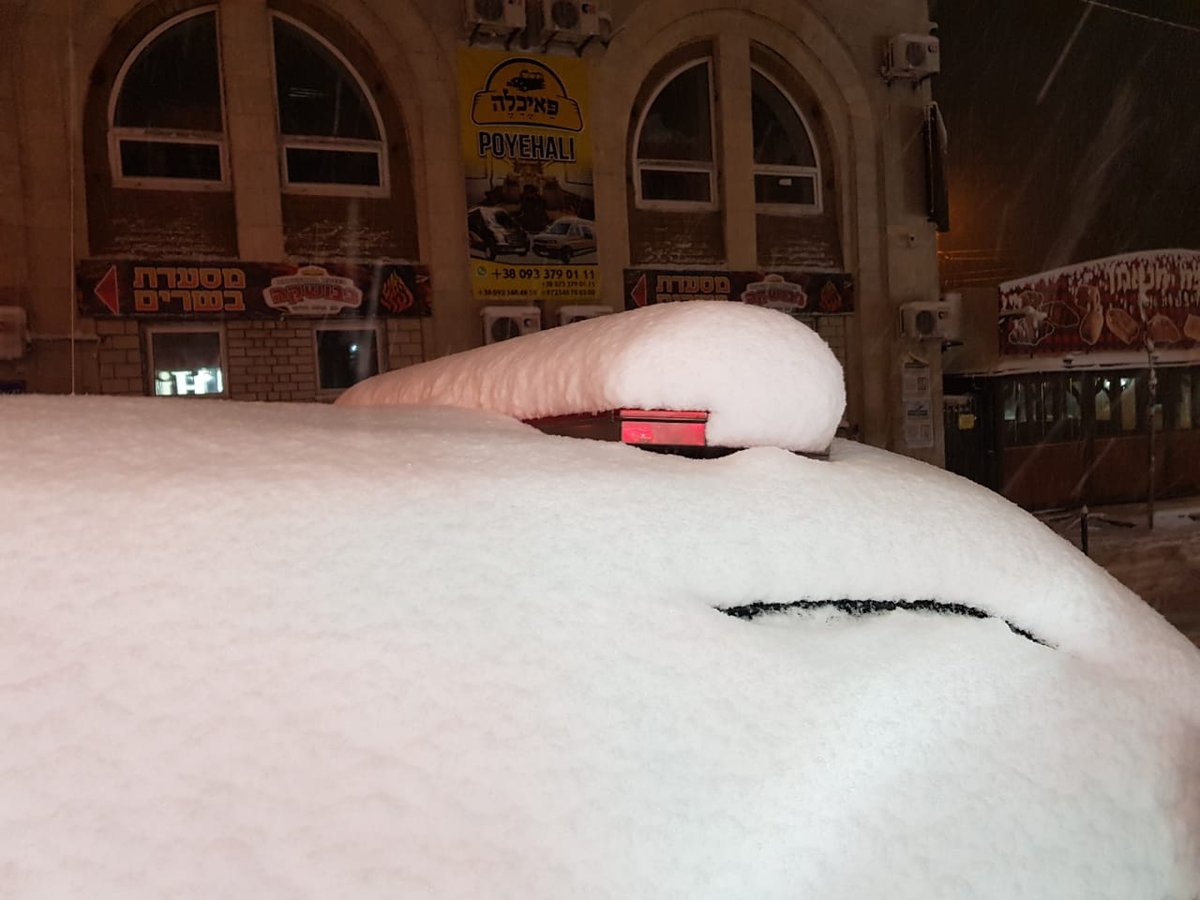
[1146,341,1157,530]
[1080,505,1089,557]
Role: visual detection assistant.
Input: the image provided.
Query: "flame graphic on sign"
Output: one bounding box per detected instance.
[381,271,414,313]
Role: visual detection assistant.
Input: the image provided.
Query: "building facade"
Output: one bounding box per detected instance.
[0,0,943,460]
[942,251,1200,510]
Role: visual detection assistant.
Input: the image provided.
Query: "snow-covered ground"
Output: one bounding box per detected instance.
[1043,501,1200,647]
[2,393,1198,899]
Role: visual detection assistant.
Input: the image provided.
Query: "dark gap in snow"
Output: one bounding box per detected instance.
[718,599,1053,648]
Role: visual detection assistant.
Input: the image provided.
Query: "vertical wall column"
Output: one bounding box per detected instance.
[220,0,285,260]
[714,33,756,269]
[0,6,30,309]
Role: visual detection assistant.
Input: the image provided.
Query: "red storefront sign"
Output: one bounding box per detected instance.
[77,259,432,319]
[999,249,1200,355]
[625,268,854,315]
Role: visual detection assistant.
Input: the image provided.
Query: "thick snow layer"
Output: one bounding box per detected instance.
[337,302,846,453]
[2,396,1199,900]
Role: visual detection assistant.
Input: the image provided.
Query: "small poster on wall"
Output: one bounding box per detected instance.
[459,48,599,303]
[901,354,934,449]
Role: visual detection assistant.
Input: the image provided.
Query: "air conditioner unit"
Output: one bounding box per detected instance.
[483,305,541,344]
[901,296,960,341]
[465,0,526,39]
[0,306,28,360]
[558,304,612,326]
[883,34,940,81]
[541,0,607,45]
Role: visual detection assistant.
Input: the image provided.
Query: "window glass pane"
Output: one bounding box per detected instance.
[317,329,378,390]
[1117,375,1139,432]
[1193,367,1200,417]
[1178,370,1196,429]
[751,70,816,167]
[120,140,222,181]
[637,62,712,162]
[273,18,379,140]
[115,12,222,133]
[285,147,380,186]
[151,331,224,396]
[754,173,815,206]
[639,168,712,203]
[1063,376,1082,441]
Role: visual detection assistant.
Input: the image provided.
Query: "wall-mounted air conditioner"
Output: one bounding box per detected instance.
[883,33,940,83]
[483,305,541,344]
[0,307,28,360]
[465,0,526,42]
[558,304,612,326]
[541,0,610,50]
[901,294,960,341]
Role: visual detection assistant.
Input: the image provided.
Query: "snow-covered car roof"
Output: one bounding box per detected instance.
[1,309,1198,897]
[337,302,846,454]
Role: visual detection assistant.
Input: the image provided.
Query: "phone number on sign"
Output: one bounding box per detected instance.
[494,267,597,281]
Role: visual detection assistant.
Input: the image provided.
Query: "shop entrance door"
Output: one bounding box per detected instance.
[943,378,998,490]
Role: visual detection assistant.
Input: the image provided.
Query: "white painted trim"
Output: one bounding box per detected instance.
[108,7,230,190]
[109,129,229,191]
[268,11,390,198]
[312,319,386,394]
[749,64,823,216]
[143,322,229,398]
[632,57,718,212]
[279,139,389,198]
[635,160,718,211]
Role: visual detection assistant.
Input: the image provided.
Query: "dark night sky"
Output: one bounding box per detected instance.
[929,0,1200,284]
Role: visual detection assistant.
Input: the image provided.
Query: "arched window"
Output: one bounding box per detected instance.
[633,59,716,209]
[108,7,227,187]
[270,13,387,196]
[751,68,821,213]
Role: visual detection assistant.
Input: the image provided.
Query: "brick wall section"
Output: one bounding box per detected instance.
[96,319,145,395]
[628,205,725,266]
[226,320,320,402]
[385,319,425,371]
[89,317,426,402]
[816,316,848,368]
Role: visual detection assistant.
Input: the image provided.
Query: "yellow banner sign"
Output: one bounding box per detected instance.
[459,49,598,302]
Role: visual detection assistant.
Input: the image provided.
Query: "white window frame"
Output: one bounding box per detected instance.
[313,320,386,395]
[269,12,390,200]
[107,6,230,192]
[750,65,822,217]
[144,323,229,398]
[632,58,718,212]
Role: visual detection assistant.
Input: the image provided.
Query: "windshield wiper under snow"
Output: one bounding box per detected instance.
[718,599,1052,648]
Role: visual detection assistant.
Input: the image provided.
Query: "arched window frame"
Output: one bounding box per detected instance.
[268,11,390,199]
[632,57,718,212]
[750,64,823,217]
[107,6,230,192]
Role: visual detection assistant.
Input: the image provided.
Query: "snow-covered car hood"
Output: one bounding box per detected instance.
[1,396,1198,899]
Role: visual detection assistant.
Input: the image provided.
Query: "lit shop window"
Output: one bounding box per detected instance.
[271,14,387,195]
[315,326,380,391]
[1001,375,1083,446]
[633,59,717,208]
[1163,367,1200,430]
[109,8,228,188]
[1093,373,1141,438]
[751,69,821,213]
[147,329,227,397]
